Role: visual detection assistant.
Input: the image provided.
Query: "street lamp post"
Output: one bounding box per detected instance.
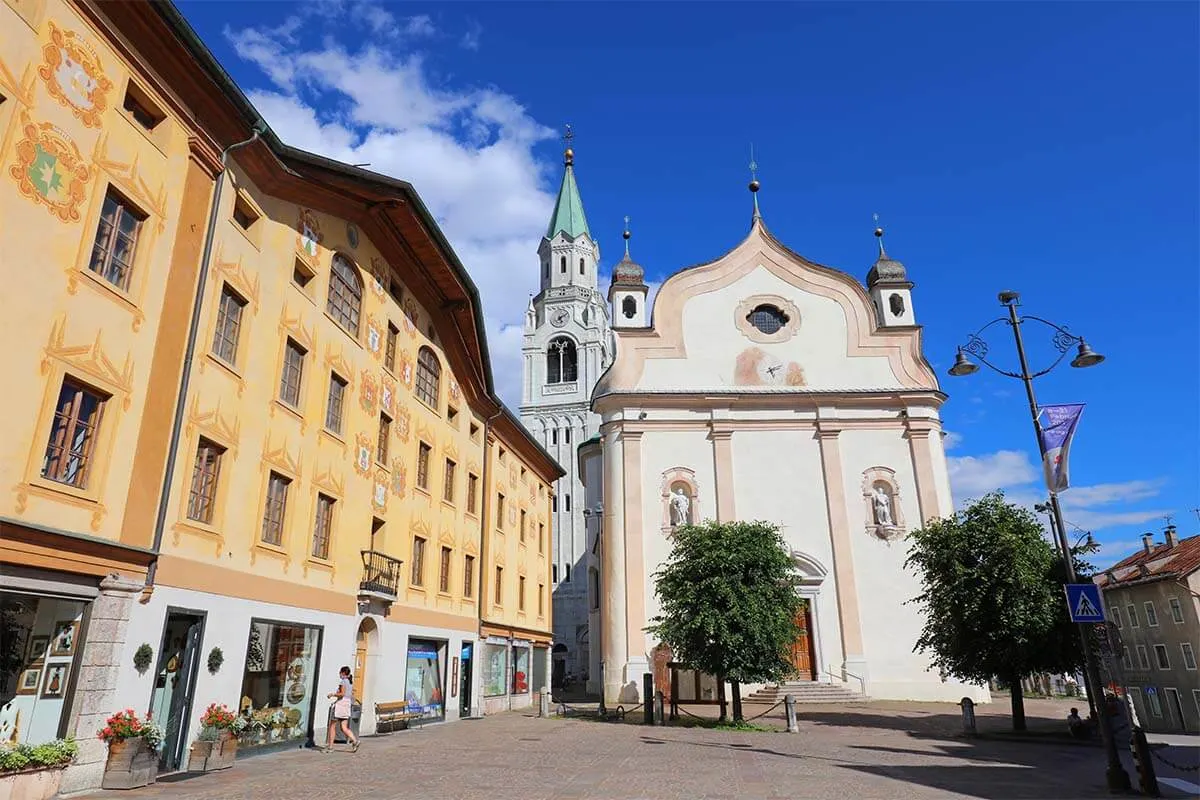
[950,291,1130,793]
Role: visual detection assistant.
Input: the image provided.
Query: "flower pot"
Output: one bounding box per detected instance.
[186,741,216,773]
[0,767,65,800]
[213,733,238,770]
[101,738,158,790]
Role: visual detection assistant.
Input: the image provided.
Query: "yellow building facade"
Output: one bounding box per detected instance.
[0,0,560,790]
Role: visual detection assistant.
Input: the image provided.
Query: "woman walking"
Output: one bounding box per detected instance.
[325,665,359,752]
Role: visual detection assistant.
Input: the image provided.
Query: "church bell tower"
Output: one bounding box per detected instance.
[520,129,612,681]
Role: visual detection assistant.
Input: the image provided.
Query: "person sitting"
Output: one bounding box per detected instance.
[1067,707,1089,739]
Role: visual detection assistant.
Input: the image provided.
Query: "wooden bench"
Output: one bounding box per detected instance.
[374,701,425,733]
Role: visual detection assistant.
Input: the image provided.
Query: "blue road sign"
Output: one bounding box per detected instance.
[1065,584,1105,623]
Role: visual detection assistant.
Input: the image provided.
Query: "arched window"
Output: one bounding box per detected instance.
[559,256,566,274]
[327,254,363,334]
[579,257,585,275]
[622,296,637,319]
[546,337,577,384]
[415,346,441,408]
[543,261,549,279]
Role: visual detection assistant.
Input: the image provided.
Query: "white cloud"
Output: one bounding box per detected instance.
[942,431,963,451]
[460,21,483,51]
[225,16,559,408]
[946,449,1170,535]
[946,450,1038,501]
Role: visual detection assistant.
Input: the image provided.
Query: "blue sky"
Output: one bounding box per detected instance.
[177,0,1199,563]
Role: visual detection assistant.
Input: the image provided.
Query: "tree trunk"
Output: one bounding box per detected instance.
[717,676,728,722]
[731,680,744,723]
[1009,674,1027,731]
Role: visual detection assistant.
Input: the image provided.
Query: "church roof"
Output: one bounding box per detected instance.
[546,155,591,240]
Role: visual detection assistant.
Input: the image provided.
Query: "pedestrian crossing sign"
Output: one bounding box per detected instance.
[1064,584,1105,623]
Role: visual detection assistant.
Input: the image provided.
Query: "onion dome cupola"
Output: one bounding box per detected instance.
[609,216,648,328]
[866,221,916,327]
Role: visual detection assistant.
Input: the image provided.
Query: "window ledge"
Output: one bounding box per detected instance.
[324,311,362,349]
[255,540,288,557]
[206,351,243,381]
[320,428,346,446]
[465,511,479,520]
[273,398,304,423]
[178,517,221,537]
[306,555,334,570]
[441,499,456,511]
[375,460,391,473]
[118,108,170,157]
[415,486,432,499]
[78,266,139,311]
[291,280,317,305]
[231,218,262,252]
[24,476,100,505]
[415,396,440,416]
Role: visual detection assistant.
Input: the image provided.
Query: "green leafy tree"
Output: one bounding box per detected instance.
[647,520,804,722]
[906,492,1085,730]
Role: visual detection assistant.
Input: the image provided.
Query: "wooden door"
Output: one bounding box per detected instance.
[790,603,816,680]
[353,628,368,704]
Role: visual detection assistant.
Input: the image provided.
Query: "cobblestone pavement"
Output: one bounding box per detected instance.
[76,700,1197,800]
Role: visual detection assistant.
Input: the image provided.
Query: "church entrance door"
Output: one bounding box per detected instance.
[789,601,816,681]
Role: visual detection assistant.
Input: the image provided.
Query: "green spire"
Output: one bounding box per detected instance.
[545,128,590,240]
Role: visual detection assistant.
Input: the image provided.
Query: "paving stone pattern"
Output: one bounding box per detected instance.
[74,699,1167,800]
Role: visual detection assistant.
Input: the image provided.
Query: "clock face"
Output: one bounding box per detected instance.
[756,353,786,385]
[550,308,570,327]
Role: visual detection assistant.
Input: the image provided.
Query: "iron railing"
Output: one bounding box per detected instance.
[359,550,404,597]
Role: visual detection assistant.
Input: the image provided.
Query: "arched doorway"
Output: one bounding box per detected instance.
[354,618,380,734]
[789,550,828,682]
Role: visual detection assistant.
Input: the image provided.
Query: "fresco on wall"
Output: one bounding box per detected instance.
[10,112,90,222]
[732,346,806,387]
[38,22,112,129]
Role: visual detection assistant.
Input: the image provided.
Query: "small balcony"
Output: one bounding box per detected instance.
[359,550,404,606]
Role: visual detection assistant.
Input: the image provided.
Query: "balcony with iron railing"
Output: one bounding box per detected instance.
[359,549,404,601]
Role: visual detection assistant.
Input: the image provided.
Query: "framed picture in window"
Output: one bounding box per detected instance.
[50,620,79,657]
[16,667,42,696]
[41,663,70,699]
[26,635,50,666]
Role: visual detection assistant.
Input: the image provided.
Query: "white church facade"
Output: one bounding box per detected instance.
[578,184,991,705]
[520,144,613,686]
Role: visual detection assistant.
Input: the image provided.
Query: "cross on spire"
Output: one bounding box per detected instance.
[563,124,575,166]
[623,215,631,257]
[748,143,761,222]
[873,212,888,257]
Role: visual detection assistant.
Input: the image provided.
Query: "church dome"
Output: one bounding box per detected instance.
[612,254,646,286]
[865,226,907,287]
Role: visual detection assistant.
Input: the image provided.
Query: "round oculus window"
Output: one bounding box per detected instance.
[747,304,788,335]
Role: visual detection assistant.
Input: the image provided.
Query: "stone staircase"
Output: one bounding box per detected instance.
[746,680,867,704]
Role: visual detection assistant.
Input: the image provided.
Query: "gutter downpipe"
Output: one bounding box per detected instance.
[143,129,262,593]
[474,405,504,714]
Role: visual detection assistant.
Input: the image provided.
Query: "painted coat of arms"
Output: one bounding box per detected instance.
[449,379,461,403]
[402,298,420,335]
[394,406,411,443]
[390,460,408,498]
[398,352,414,390]
[353,433,373,477]
[380,378,395,416]
[369,258,388,297]
[10,113,91,222]
[297,209,322,259]
[373,470,389,512]
[366,316,383,358]
[359,370,378,415]
[38,22,113,129]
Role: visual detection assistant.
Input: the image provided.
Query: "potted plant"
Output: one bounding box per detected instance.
[0,739,78,800]
[186,704,239,773]
[97,709,163,790]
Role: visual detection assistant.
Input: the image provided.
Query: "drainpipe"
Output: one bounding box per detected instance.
[143,129,263,593]
[473,406,504,713]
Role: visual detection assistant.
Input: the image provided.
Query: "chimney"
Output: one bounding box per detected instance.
[1141,532,1155,554]
[1164,525,1179,549]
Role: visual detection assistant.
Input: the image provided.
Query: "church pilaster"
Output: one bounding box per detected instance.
[708,424,736,523]
[815,423,869,689]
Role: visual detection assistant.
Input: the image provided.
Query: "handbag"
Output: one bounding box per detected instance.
[333,697,352,718]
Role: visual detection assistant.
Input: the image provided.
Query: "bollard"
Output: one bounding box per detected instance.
[643,674,654,724]
[784,694,799,733]
[1129,726,1161,798]
[959,696,977,737]
[654,690,665,726]
[539,686,549,718]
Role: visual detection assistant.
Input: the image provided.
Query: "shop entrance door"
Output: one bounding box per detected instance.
[459,643,473,717]
[149,611,204,772]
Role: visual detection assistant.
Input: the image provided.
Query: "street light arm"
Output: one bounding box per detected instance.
[957,318,1026,379]
[957,315,1089,380]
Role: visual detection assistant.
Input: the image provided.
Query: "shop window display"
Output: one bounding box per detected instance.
[0,592,86,745]
[511,646,530,695]
[482,643,508,697]
[237,620,321,747]
[403,640,444,720]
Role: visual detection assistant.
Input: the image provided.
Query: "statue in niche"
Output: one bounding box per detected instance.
[872,485,894,527]
[669,487,691,528]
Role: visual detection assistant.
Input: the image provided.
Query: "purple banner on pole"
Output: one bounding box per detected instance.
[1038,403,1085,493]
